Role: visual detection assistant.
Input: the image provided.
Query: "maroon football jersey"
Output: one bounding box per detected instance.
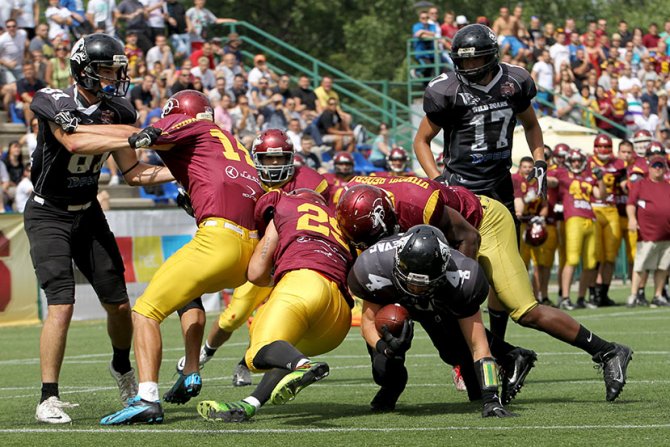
[347,175,444,230]
[266,165,331,203]
[553,169,597,220]
[546,165,565,223]
[436,184,484,229]
[255,191,352,291]
[154,114,263,229]
[588,156,626,206]
[323,173,350,210]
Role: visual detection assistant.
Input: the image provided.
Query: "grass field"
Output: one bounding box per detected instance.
[1,284,669,447]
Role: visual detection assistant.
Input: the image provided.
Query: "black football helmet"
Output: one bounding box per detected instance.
[393,225,451,298]
[450,24,500,83]
[70,33,130,98]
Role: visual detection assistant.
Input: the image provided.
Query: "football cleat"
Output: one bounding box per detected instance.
[500,348,537,405]
[370,386,404,412]
[232,363,252,387]
[558,298,575,311]
[575,298,598,309]
[651,296,670,308]
[197,400,255,422]
[35,397,79,424]
[599,295,617,307]
[270,362,329,405]
[176,345,213,373]
[100,396,164,425]
[109,362,138,406]
[163,372,202,404]
[592,343,633,402]
[451,365,467,392]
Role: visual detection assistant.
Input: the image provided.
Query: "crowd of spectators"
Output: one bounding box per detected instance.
[0,0,379,212]
[412,5,670,146]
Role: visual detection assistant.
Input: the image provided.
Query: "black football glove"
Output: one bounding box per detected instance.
[376,320,414,359]
[176,186,194,218]
[482,395,517,418]
[54,111,80,133]
[592,166,604,180]
[128,126,162,149]
[526,160,548,200]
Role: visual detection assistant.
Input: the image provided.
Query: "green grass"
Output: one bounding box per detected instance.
[1,285,669,446]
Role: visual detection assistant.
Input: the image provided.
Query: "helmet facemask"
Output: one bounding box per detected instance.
[82,56,130,99]
[254,152,295,185]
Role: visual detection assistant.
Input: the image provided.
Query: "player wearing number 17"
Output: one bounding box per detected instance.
[101,89,264,425]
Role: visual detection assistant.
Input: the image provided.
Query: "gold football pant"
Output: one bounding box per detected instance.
[593,205,622,263]
[565,216,599,269]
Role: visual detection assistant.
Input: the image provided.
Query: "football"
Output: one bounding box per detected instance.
[375,303,410,336]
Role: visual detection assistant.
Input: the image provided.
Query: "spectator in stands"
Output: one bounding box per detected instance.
[189,41,216,70]
[369,122,395,168]
[117,0,152,54]
[493,6,528,62]
[13,163,32,212]
[185,0,235,53]
[618,62,639,93]
[550,29,570,74]
[571,48,593,91]
[213,93,233,133]
[580,84,599,128]
[556,61,576,90]
[657,91,669,132]
[0,18,27,82]
[635,100,660,133]
[61,0,93,40]
[19,117,38,156]
[440,10,458,43]
[455,15,468,30]
[262,93,292,130]
[626,153,670,307]
[16,63,45,126]
[317,98,354,152]
[597,60,614,91]
[555,81,583,125]
[411,10,438,79]
[30,49,47,81]
[568,31,584,63]
[207,76,227,103]
[641,79,659,112]
[563,17,577,36]
[247,54,277,88]
[291,74,317,112]
[13,0,39,40]
[192,56,216,91]
[595,85,616,134]
[286,118,303,151]
[223,32,243,65]
[143,0,165,41]
[170,67,194,94]
[284,97,303,127]
[611,33,625,60]
[146,34,175,72]
[638,58,658,83]
[229,73,247,103]
[531,49,554,114]
[625,83,644,131]
[45,0,72,41]
[164,0,189,59]
[3,140,24,186]
[86,0,117,37]
[29,23,54,59]
[298,135,322,172]
[0,158,10,212]
[273,74,293,101]
[583,33,606,78]
[192,75,204,92]
[249,76,273,111]
[130,74,157,124]
[124,31,145,80]
[314,76,352,125]
[643,23,661,52]
[216,53,242,92]
[543,22,556,46]
[45,43,71,90]
[230,94,262,149]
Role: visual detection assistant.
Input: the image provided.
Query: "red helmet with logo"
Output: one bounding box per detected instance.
[553,143,570,165]
[333,151,355,176]
[645,141,666,158]
[289,188,326,206]
[161,89,213,121]
[251,129,295,185]
[632,129,653,156]
[524,218,548,247]
[593,133,613,162]
[336,184,398,249]
[566,148,587,174]
[387,147,409,173]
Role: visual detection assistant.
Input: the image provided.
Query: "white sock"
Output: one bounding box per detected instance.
[138,382,159,402]
[242,396,261,409]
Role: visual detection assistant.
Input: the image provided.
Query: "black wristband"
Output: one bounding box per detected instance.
[120,161,140,176]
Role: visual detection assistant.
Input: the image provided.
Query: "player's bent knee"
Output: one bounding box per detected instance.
[132,298,168,323]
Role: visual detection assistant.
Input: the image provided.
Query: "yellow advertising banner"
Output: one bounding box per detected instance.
[0,213,40,326]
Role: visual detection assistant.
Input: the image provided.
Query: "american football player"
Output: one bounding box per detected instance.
[324,151,356,208]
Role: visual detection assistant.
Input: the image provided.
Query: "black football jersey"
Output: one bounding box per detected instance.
[30,86,137,204]
[347,233,489,321]
[423,63,536,190]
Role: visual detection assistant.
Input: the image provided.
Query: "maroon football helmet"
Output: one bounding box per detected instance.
[387,147,409,173]
[632,129,653,156]
[161,89,213,121]
[336,184,398,249]
[524,218,548,247]
[333,151,354,176]
[289,188,326,206]
[251,129,295,185]
[566,148,587,174]
[553,143,570,166]
[645,141,666,158]
[593,133,613,162]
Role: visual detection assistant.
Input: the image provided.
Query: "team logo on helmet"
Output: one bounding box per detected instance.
[70,38,87,64]
[371,198,389,232]
[161,98,178,118]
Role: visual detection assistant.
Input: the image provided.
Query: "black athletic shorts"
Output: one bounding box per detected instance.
[23,194,128,306]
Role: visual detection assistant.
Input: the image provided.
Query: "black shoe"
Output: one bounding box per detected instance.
[592,344,633,402]
[540,297,555,307]
[636,296,650,307]
[370,387,404,412]
[500,348,537,405]
[100,397,164,425]
[599,295,617,307]
[163,372,202,405]
[575,298,586,309]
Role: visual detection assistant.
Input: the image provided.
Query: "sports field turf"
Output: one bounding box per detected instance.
[0,284,668,447]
